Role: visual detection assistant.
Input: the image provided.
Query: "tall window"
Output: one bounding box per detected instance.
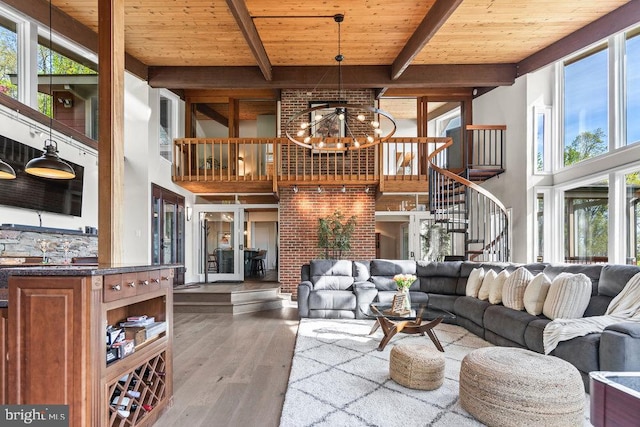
[536,194,544,261]
[564,180,609,262]
[159,95,173,161]
[534,106,552,172]
[563,48,608,166]
[626,170,640,265]
[0,17,18,100]
[627,31,640,145]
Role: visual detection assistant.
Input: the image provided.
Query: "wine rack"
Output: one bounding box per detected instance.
[108,351,168,427]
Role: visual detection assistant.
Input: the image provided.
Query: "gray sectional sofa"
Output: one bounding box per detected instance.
[297,258,640,390]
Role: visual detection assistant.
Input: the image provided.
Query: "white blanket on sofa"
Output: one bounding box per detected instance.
[543,271,640,354]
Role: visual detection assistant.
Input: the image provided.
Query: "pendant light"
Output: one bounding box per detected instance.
[0,158,16,179]
[25,139,75,179]
[25,0,75,180]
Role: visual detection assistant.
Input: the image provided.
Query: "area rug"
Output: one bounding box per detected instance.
[279,318,591,427]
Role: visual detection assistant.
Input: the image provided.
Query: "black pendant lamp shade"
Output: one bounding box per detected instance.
[25,139,75,179]
[0,158,16,179]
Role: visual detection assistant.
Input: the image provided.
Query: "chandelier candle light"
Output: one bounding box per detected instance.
[285,14,396,151]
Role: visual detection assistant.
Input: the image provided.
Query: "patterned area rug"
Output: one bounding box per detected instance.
[280,318,591,427]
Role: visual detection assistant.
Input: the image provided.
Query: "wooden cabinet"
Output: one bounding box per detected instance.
[7,266,174,427]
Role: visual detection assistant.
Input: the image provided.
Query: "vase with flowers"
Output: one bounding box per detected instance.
[393,273,416,314]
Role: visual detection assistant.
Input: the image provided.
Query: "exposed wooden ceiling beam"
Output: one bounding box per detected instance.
[391,0,463,80]
[225,0,273,81]
[518,1,640,76]
[195,104,229,127]
[149,64,516,90]
[3,0,148,80]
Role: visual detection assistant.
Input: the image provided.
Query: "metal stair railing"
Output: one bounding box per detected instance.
[428,138,510,262]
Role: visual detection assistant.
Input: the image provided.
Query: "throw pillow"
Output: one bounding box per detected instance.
[502,267,534,310]
[466,268,485,298]
[542,273,592,320]
[523,273,551,315]
[478,269,496,300]
[488,270,510,304]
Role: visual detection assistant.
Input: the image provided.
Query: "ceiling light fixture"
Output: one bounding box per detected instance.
[0,158,16,179]
[25,0,75,180]
[285,14,396,151]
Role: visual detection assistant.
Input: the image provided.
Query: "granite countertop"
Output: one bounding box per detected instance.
[6,263,183,277]
[0,264,181,307]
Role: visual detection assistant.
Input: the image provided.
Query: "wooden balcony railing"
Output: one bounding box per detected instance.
[173,137,449,189]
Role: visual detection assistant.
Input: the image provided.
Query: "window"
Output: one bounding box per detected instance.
[563,48,608,166]
[533,106,551,172]
[626,170,640,265]
[564,179,609,263]
[536,193,544,261]
[627,31,640,145]
[159,95,173,161]
[0,17,18,100]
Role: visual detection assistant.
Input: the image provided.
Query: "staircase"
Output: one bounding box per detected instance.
[428,125,509,262]
[173,283,291,314]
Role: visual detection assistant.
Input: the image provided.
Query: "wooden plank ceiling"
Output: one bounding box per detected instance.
[48,0,632,92]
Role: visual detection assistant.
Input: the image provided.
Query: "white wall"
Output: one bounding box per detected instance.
[473,77,529,262]
[0,105,98,231]
[122,73,195,276]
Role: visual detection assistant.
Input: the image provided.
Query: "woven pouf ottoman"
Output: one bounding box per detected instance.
[389,344,445,390]
[459,347,584,427]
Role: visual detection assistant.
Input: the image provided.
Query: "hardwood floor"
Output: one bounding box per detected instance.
[154,304,299,427]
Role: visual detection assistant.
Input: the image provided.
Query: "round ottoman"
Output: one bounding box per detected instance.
[389,344,445,390]
[459,347,584,427]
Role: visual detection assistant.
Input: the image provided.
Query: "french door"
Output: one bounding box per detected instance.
[195,204,245,282]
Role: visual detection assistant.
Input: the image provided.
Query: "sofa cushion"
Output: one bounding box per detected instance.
[369,259,417,291]
[353,260,371,282]
[309,290,356,310]
[453,296,491,327]
[502,267,534,310]
[417,261,461,295]
[598,264,640,298]
[310,259,355,290]
[489,270,510,304]
[466,268,484,297]
[523,273,551,315]
[484,305,538,346]
[552,333,601,375]
[543,273,592,320]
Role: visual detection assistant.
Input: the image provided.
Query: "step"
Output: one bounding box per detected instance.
[173,283,289,315]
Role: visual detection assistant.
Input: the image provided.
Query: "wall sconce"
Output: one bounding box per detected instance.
[58,98,73,108]
[293,185,298,193]
[317,186,322,193]
[365,186,370,194]
[341,185,346,193]
[185,206,192,221]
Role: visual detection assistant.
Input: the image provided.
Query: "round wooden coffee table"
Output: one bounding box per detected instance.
[362,303,455,351]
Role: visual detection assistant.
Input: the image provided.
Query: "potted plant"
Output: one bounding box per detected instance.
[317,210,357,259]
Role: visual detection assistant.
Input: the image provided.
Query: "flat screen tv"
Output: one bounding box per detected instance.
[0,135,84,217]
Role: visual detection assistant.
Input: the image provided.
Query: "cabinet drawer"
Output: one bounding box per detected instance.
[159,269,173,288]
[103,274,137,302]
[136,271,160,295]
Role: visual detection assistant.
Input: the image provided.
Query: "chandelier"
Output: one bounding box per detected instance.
[285,14,396,151]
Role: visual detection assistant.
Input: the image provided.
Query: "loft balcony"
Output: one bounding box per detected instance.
[171,126,506,196]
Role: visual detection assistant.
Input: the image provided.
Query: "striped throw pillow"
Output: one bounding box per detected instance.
[542,273,591,320]
[502,267,534,310]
